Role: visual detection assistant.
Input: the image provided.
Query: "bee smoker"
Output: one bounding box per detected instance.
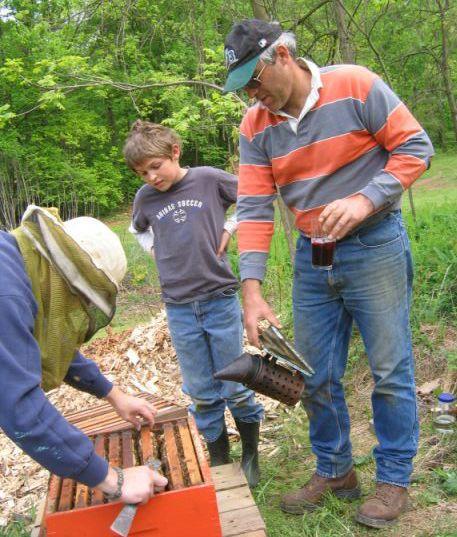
[214,325,314,406]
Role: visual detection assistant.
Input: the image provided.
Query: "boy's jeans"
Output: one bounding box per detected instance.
[293,211,418,487]
[165,291,263,442]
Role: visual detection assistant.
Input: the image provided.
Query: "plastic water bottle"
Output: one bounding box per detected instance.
[433,393,456,435]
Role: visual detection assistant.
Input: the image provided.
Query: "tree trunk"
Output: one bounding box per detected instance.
[250,0,269,21]
[106,103,118,147]
[250,0,297,260]
[333,0,356,63]
[437,0,457,142]
[276,196,296,264]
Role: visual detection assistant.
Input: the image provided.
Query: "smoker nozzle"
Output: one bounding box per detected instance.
[214,352,305,406]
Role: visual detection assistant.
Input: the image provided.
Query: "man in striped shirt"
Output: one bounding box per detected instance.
[223,19,434,529]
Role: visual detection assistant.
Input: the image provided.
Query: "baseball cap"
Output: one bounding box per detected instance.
[223,19,282,93]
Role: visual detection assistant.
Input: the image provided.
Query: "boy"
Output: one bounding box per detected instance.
[123,121,263,487]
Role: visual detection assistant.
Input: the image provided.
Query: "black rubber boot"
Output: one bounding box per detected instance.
[235,419,260,488]
[206,423,231,467]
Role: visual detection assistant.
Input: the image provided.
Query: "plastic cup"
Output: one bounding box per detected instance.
[310,218,336,270]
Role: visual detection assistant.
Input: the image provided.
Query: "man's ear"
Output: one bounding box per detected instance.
[171,144,181,160]
[275,44,292,64]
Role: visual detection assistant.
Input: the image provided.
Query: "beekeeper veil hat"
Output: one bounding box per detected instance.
[64,216,127,288]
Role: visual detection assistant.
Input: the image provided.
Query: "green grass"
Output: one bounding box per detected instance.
[251,407,457,537]
[411,153,457,205]
[0,511,35,537]
[0,522,30,537]
[402,153,457,322]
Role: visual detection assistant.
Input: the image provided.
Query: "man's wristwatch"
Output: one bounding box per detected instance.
[104,467,124,501]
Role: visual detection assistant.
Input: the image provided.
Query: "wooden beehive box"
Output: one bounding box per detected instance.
[39,395,222,537]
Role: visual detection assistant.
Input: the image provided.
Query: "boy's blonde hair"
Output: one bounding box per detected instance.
[123,120,182,170]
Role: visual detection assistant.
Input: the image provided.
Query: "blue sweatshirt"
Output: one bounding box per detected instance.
[0,231,112,487]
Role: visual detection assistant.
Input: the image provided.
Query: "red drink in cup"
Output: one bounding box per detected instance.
[311,237,336,269]
[310,217,336,270]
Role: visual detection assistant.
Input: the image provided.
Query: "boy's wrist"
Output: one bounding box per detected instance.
[224,221,238,235]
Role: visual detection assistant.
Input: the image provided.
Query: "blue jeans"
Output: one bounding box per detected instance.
[293,211,418,487]
[165,291,263,442]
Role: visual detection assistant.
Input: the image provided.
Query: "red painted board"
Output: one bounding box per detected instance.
[45,484,222,537]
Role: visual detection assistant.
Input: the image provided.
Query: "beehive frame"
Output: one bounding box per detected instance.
[40,396,222,537]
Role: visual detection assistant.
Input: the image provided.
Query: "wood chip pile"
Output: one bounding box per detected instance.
[0,311,286,527]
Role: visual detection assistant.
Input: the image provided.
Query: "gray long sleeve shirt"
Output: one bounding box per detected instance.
[132,166,239,303]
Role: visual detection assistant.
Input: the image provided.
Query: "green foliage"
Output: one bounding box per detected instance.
[434,468,457,496]
[0,104,16,127]
[0,0,245,224]
[0,520,30,537]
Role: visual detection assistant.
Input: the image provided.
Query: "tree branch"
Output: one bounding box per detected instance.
[11,78,247,118]
[290,0,332,31]
[304,31,338,56]
[346,0,363,32]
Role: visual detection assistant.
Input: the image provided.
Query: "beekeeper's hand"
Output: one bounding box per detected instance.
[106,386,157,430]
[98,466,168,504]
[242,279,281,347]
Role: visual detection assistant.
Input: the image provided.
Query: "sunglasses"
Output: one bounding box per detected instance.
[244,63,267,90]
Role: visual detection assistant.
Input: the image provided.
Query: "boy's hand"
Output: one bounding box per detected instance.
[217,230,232,257]
[106,386,157,430]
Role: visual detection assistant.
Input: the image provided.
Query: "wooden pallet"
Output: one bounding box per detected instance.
[212,463,267,537]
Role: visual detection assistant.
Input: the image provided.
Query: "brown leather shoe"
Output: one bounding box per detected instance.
[356,483,410,528]
[280,468,361,514]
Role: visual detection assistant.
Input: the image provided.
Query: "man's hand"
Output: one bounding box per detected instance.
[97,465,168,504]
[242,279,280,347]
[319,194,374,240]
[217,230,232,257]
[106,387,157,430]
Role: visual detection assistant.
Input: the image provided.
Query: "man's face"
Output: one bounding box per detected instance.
[243,56,293,113]
[134,149,182,192]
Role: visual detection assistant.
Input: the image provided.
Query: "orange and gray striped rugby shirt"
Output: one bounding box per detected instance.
[237,64,434,281]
